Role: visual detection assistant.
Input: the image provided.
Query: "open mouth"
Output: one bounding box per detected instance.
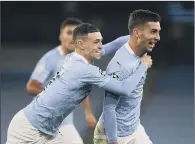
[149,42,156,47]
[96,50,102,54]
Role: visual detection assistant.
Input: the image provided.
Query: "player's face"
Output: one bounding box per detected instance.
[83,32,103,61]
[59,25,77,51]
[138,22,161,52]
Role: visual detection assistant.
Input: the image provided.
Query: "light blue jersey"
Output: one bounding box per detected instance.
[31,35,130,86]
[30,35,130,126]
[99,42,147,143]
[31,46,65,86]
[31,46,74,125]
[23,50,147,136]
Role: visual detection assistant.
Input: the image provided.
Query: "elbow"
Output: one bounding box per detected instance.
[119,86,129,96]
[120,83,136,97]
[122,90,130,97]
[26,82,34,95]
[26,80,40,96]
[120,87,131,97]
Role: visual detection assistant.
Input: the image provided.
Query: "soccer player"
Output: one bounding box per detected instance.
[26,17,129,144]
[6,23,152,144]
[26,17,94,144]
[93,10,161,144]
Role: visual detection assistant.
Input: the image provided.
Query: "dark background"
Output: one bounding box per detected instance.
[1,1,194,144]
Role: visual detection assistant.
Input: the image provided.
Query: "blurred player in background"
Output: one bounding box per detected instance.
[94,9,161,144]
[26,17,129,143]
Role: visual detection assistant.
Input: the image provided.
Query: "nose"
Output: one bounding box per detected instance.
[155,33,160,41]
[99,42,103,49]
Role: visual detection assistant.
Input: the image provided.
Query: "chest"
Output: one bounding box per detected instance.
[117,58,141,77]
[52,56,66,74]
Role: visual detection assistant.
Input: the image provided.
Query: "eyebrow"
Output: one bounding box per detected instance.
[94,38,103,42]
[152,28,161,31]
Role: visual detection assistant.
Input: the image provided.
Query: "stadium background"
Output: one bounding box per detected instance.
[1,1,194,144]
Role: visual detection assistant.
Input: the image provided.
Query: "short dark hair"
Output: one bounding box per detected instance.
[128,9,161,34]
[60,17,83,31]
[73,23,100,41]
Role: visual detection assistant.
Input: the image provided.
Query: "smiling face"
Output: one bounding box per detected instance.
[73,23,103,63]
[79,32,103,62]
[136,22,161,53]
[128,10,161,55]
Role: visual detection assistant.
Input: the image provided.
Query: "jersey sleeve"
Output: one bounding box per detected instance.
[30,55,52,84]
[80,63,147,97]
[101,35,130,56]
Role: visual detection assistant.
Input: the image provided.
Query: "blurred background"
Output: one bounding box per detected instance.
[1,1,194,144]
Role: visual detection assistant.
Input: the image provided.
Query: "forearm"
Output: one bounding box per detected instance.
[101,35,130,56]
[27,86,43,96]
[81,96,97,128]
[103,93,119,143]
[26,80,44,96]
[103,63,147,97]
[81,96,93,114]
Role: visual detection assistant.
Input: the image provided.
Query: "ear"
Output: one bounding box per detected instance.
[133,28,141,38]
[77,39,84,50]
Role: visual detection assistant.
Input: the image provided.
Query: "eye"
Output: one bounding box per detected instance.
[94,40,102,44]
[67,30,72,35]
[151,30,156,34]
[94,39,103,44]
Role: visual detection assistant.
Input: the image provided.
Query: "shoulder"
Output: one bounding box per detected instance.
[107,52,137,74]
[115,44,128,56]
[36,47,59,70]
[43,47,59,59]
[78,63,103,77]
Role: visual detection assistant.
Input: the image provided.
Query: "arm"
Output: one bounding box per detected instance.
[81,96,97,128]
[101,35,130,56]
[80,62,147,97]
[103,92,119,143]
[102,63,147,96]
[26,79,44,95]
[26,56,51,96]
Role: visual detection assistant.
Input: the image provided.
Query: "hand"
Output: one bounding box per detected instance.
[85,113,97,128]
[141,53,153,69]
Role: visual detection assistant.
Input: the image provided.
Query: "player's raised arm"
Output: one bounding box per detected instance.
[80,54,152,97]
[101,35,130,56]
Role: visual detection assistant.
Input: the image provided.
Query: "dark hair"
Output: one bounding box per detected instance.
[73,23,100,41]
[128,9,161,34]
[60,17,83,31]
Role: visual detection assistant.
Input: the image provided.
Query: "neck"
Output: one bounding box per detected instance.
[129,37,143,56]
[75,49,92,64]
[61,45,72,55]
